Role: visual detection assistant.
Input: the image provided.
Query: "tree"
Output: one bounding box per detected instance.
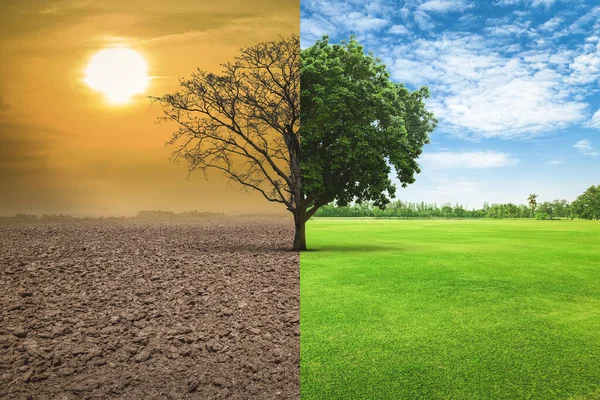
[550,199,571,219]
[153,35,436,250]
[441,203,453,217]
[299,36,437,248]
[537,201,554,219]
[572,185,600,220]
[152,35,303,248]
[527,194,538,217]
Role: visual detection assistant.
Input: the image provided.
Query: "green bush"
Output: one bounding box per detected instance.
[535,212,550,220]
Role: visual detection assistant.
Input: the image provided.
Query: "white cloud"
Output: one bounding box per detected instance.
[418,0,473,13]
[495,0,558,6]
[432,77,587,138]
[345,12,389,32]
[589,109,600,129]
[388,58,437,86]
[301,0,390,36]
[494,0,521,5]
[559,6,600,37]
[388,24,409,35]
[565,46,600,85]
[300,0,389,45]
[420,151,519,169]
[384,31,591,139]
[414,11,436,30]
[456,13,480,29]
[539,17,563,32]
[531,0,556,6]
[484,21,533,37]
[573,139,599,156]
[301,17,337,43]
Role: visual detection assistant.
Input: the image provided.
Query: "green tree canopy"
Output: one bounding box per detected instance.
[572,185,600,220]
[299,36,437,246]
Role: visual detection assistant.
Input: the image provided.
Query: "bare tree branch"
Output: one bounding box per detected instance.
[151,35,300,213]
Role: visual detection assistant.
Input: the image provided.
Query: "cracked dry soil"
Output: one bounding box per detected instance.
[0,218,299,399]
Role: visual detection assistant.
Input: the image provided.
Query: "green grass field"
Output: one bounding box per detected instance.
[301,219,600,399]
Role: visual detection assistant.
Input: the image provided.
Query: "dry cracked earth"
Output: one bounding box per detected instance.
[0,218,299,399]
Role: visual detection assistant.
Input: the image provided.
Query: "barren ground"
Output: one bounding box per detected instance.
[0,218,299,399]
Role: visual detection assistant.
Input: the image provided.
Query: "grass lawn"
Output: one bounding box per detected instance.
[301,219,600,399]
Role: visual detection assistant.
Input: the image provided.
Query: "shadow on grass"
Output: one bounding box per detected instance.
[209,244,399,254]
[302,244,395,253]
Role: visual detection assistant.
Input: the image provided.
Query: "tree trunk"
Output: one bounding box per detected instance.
[293,214,307,251]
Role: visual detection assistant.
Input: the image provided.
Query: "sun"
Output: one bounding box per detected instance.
[84,48,149,104]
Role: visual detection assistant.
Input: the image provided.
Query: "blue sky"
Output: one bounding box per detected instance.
[301,0,600,208]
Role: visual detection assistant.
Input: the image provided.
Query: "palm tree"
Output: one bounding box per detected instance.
[527,194,538,218]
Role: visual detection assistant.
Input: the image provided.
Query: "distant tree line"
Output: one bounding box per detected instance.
[0,213,76,222]
[314,200,571,219]
[314,185,600,220]
[133,210,223,219]
[0,210,224,224]
[2,185,598,223]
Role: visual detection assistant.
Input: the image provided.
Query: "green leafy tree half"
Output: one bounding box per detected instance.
[572,185,600,220]
[298,36,437,249]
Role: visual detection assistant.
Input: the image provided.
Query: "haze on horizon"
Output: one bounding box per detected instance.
[0,0,298,217]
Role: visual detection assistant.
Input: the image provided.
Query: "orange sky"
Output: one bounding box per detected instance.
[0,0,298,216]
